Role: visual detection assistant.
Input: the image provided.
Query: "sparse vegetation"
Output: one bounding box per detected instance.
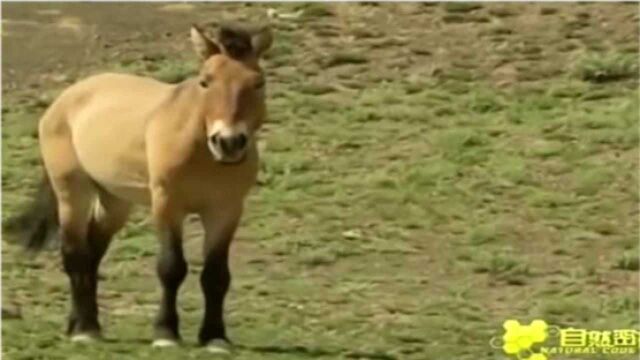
[443,3,482,13]
[574,52,638,83]
[324,52,369,68]
[614,251,640,271]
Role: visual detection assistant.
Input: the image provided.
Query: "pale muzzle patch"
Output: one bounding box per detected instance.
[207,120,250,164]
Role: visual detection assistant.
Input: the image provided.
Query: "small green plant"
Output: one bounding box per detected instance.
[540,298,594,323]
[468,225,498,245]
[473,252,531,285]
[443,2,482,13]
[574,52,638,83]
[298,3,334,18]
[299,248,338,267]
[573,168,613,196]
[298,83,336,95]
[324,52,368,68]
[614,251,640,271]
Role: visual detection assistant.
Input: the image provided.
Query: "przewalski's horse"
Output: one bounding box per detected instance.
[7,23,273,353]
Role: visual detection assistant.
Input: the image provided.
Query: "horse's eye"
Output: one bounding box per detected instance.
[199,75,213,89]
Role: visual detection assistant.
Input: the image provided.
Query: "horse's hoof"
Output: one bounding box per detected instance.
[205,339,232,356]
[70,333,99,343]
[152,339,179,348]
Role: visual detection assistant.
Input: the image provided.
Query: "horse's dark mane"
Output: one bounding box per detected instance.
[218,23,254,60]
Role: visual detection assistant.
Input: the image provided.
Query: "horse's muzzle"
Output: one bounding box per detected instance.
[209,132,249,164]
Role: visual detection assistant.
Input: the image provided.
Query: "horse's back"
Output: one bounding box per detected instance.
[39,73,175,205]
[41,72,172,131]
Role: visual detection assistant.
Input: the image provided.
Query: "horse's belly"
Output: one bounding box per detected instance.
[100,183,151,206]
[79,156,152,206]
[71,111,151,206]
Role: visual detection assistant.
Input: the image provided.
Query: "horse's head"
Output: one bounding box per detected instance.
[190,23,272,164]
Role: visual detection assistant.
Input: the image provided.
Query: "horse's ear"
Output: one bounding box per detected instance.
[251,26,273,58]
[190,25,221,60]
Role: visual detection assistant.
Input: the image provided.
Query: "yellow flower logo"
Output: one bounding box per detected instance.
[502,320,549,360]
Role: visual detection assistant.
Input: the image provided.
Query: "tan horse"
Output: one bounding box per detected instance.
[7,23,272,353]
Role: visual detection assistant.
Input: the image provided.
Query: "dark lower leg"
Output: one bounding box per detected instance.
[154,229,187,341]
[63,219,112,336]
[63,245,100,335]
[198,249,231,345]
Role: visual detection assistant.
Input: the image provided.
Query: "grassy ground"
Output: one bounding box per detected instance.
[2,3,639,360]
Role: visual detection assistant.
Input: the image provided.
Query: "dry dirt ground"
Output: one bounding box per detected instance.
[2,3,639,360]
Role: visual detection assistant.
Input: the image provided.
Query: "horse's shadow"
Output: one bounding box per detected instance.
[238,344,336,357]
[102,338,397,359]
[238,344,397,359]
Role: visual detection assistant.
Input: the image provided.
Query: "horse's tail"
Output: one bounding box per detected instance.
[3,172,59,252]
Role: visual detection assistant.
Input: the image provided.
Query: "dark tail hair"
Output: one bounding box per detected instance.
[3,173,59,252]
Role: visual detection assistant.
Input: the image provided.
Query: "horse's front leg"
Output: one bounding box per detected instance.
[151,186,187,347]
[198,204,243,354]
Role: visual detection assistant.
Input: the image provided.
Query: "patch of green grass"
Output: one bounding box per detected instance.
[489,155,529,185]
[526,189,576,208]
[613,251,640,271]
[572,168,613,196]
[573,52,638,83]
[404,82,428,95]
[547,81,589,99]
[468,91,505,113]
[473,251,531,285]
[467,225,499,245]
[442,3,482,13]
[539,298,596,324]
[441,14,467,24]
[488,6,517,17]
[540,7,559,15]
[152,60,197,84]
[526,140,564,159]
[297,83,337,95]
[324,52,368,68]
[298,3,334,18]
[298,248,338,267]
[403,160,459,189]
[603,295,640,320]
[113,57,197,84]
[481,25,513,36]
[432,128,489,162]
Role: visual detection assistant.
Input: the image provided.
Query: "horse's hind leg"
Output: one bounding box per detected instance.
[57,181,131,341]
[53,172,102,341]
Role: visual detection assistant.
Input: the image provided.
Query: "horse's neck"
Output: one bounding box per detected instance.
[165,79,204,132]
[149,79,207,153]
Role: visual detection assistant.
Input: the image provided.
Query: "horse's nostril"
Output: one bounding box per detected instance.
[235,134,247,149]
[213,133,248,155]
